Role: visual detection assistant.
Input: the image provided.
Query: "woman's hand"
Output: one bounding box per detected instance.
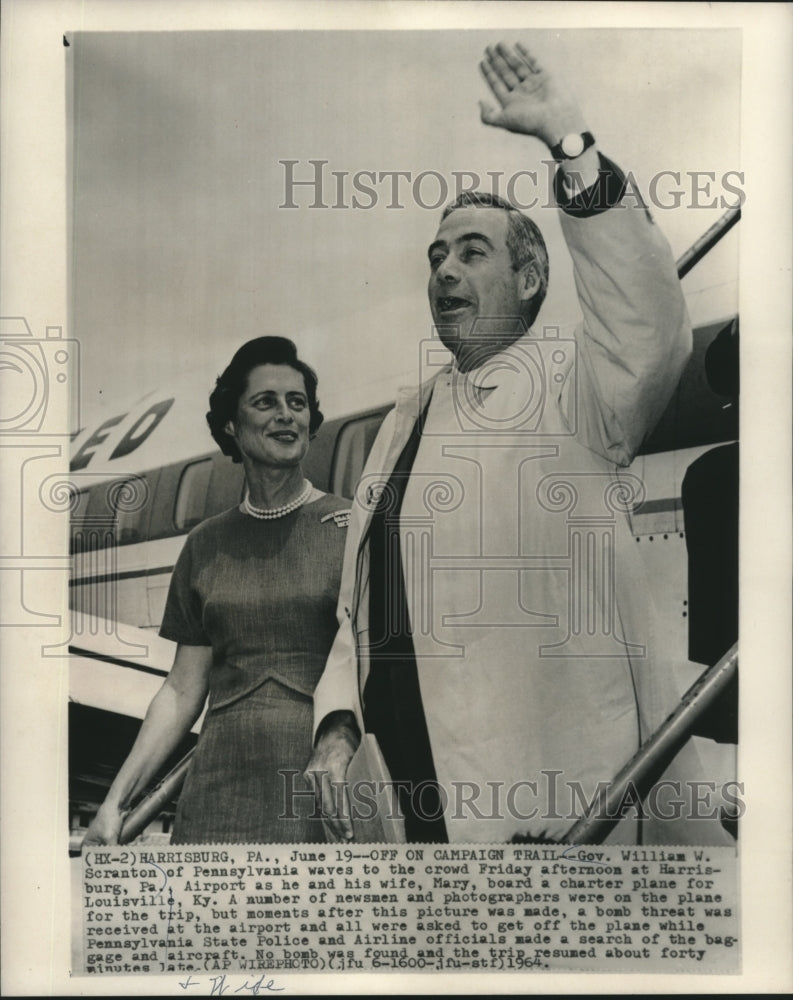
[82,802,125,848]
[304,711,360,842]
[81,643,211,849]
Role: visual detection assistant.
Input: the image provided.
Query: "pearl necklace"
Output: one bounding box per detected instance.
[242,479,314,520]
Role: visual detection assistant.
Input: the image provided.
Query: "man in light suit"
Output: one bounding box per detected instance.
[305,41,731,845]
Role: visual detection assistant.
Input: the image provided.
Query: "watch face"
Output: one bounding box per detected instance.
[561,133,585,158]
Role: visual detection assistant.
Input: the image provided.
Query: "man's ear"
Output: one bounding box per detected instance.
[224,419,236,439]
[518,260,541,303]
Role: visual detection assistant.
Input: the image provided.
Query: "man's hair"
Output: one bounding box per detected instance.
[441,191,550,327]
[206,336,323,463]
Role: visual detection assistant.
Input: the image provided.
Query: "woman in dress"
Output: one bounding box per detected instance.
[83,337,350,844]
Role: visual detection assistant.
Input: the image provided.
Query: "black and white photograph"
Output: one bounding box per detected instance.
[1,1,791,995]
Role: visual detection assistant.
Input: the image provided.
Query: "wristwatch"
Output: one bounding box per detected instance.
[549,131,596,162]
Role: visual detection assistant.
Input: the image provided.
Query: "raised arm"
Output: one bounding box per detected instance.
[481,41,691,462]
[480,42,600,192]
[81,643,212,847]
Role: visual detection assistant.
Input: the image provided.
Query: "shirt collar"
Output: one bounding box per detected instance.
[450,335,531,391]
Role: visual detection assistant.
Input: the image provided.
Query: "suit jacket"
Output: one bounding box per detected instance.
[314,183,732,844]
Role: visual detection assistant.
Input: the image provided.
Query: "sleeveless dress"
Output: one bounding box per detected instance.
[159,493,349,843]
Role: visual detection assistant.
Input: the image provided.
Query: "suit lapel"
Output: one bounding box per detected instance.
[355,372,442,547]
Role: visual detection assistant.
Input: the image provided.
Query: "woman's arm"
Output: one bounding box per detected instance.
[81,643,212,847]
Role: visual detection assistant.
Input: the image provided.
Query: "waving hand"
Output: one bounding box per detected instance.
[479,42,588,149]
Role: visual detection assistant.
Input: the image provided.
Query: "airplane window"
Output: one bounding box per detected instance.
[174,458,213,531]
[331,414,387,499]
[79,477,148,548]
[114,476,150,545]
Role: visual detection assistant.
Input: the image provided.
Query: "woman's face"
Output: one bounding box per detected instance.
[226,363,311,469]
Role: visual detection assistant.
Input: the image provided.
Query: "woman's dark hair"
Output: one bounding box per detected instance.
[206,337,324,462]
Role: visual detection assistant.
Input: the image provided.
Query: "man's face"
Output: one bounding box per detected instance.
[427,206,539,371]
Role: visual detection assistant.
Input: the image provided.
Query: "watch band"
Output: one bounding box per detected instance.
[549,131,596,162]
